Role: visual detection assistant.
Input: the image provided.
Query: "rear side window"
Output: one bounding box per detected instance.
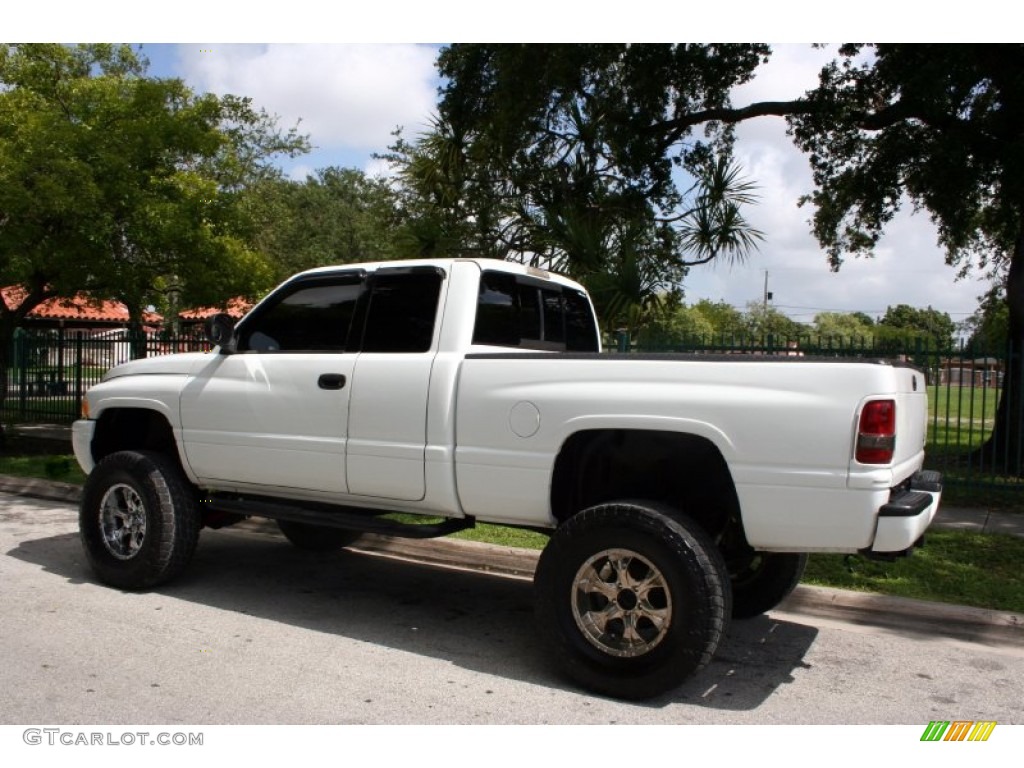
[237,274,363,353]
[473,271,598,352]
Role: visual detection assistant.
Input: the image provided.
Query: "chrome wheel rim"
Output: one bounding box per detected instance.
[98,484,147,560]
[571,548,672,658]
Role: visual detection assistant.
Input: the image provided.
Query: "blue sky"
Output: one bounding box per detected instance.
[138,43,441,179]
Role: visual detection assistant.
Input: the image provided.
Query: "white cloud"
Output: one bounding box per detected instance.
[164,42,992,324]
[177,44,438,152]
[681,44,992,325]
[286,164,316,182]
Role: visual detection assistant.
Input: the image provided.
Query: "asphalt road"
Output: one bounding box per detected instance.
[2,492,1023,725]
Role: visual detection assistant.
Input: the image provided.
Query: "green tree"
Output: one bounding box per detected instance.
[380,117,511,260]
[963,285,1009,353]
[691,299,747,339]
[813,312,875,344]
[432,45,766,308]
[743,302,807,340]
[0,44,307,424]
[877,304,956,348]
[637,300,716,348]
[782,44,1024,466]
[245,167,402,280]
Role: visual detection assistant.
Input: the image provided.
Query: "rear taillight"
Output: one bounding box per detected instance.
[856,399,896,464]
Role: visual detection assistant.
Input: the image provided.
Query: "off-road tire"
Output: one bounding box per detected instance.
[729,551,808,619]
[534,500,731,700]
[277,520,362,551]
[79,450,200,590]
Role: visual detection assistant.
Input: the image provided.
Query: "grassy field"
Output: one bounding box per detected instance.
[0,453,87,484]
[927,384,1000,451]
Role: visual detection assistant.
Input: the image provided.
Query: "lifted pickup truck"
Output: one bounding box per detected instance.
[73,258,941,699]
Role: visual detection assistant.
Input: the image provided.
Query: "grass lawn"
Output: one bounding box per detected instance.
[1,451,1021,614]
[803,531,1024,614]
[0,453,87,484]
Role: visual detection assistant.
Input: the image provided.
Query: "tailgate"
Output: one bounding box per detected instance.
[890,365,929,480]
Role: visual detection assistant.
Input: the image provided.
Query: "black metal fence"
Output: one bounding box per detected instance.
[3,328,209,425]
[4,327,1022,489]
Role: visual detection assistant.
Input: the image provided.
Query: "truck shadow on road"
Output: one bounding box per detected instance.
[9,526,818,711]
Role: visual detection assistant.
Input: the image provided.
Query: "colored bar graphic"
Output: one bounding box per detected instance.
[968,722,997,742]
[921,721,950,741]
[920,720,996,742]
[945,721,973,741]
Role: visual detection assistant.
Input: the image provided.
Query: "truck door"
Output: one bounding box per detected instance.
[345,267,446,501]
[179,272,363,494]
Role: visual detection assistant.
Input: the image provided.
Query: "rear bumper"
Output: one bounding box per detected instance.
[864,470,942,555]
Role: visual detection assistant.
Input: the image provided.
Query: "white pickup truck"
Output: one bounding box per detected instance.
[72,257,941,700]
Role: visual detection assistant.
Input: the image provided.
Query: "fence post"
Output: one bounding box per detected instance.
[74,331,84,421]
[15,327,27,420]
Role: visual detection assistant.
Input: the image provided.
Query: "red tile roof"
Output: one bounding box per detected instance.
[1,287,162,324]
[3,286,251,325]
[178,297,253,320]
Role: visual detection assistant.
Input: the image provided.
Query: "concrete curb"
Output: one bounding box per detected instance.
[5,473,1023,649]
[0,474,82,504]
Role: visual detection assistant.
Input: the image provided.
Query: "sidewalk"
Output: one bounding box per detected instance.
[934,504,1024,536]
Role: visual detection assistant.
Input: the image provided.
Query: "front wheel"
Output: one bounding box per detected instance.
[534,501,731,700]
[79,451,200,590]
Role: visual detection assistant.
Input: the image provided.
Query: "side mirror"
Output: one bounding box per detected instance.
[205,313,237,353]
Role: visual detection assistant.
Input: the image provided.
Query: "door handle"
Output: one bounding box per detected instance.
[318,373,347,390]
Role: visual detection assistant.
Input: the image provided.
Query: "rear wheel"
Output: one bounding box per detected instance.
[534,501,731,700]
[79,451,200,590]
[729,551,808,618]
[276,520,362,552]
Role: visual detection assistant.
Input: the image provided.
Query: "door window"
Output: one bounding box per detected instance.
[359,269,444,353]
[236,274,364,353]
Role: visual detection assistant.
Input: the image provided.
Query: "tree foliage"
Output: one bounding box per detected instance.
[244,167,402,280]
[743,302,807,339]
[876,304,956,348]
[422,44,768,332]
[0,43,308,424]
[783,44,1024,464]
[0,44,308,321]
[962,285,1009,352]
[813,311,875,344]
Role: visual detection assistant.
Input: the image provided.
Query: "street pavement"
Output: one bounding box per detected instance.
[0,471,1021,650]
[2,491,1023,726]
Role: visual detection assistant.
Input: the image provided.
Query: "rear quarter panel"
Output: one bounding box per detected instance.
[454,354,920,551]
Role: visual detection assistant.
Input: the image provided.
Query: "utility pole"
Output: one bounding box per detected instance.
[763,270,772,310]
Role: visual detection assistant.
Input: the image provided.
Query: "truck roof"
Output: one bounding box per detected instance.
[292,257,587,291]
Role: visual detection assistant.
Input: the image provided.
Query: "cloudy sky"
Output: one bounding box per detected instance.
[12,24,1006,328]
[139,42,995,328]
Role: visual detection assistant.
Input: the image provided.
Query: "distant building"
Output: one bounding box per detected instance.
[940,356,1004,388]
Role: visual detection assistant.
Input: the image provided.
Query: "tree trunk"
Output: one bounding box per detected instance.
[977,219,1024,475]
[125,302,147,360]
